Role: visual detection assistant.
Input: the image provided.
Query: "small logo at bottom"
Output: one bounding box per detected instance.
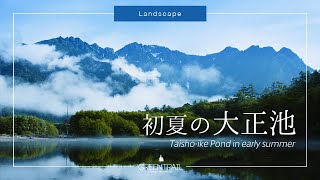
[138,155,181,173]
[158,155,164,163]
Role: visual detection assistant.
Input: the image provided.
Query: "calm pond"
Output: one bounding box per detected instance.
[0,137,318,180]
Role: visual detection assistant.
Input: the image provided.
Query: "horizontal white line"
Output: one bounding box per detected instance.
[12,11,308,168]
[13,165,134,168]
[186,165,308,168]
[13,12,307,15]
[13,12,114,15]
[14,165,308,168]
[206,12,307,15]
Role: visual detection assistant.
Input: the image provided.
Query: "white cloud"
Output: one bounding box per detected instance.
[182,65,220,85]
[110,82,192,111]
[0,70,196,116]
[0,45,225,116]
[47,55,83,72]
[0,76,12,107]
[111,57,161,83]
[15,44,83,71]
[0,40,12,62]
[15,44,61,64]
[208,95,225,102]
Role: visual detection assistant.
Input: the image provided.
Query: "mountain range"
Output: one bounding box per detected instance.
[0,36,312,116]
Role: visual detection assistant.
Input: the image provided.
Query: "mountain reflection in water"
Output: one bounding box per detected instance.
[0,137,318,180]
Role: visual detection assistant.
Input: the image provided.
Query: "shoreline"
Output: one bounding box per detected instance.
[0,134,52,142]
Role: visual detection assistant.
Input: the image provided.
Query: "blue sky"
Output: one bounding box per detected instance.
[0,0,319,69]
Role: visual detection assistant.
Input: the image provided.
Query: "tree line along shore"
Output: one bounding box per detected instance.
[0,71,319,138]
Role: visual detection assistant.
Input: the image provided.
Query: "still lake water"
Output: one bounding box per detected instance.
[0,137,318,180]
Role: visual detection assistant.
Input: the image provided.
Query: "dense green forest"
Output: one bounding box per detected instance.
[0,70,319,137]
[68,70,320,137]
[0,115,59,137]
[69,111,140,136]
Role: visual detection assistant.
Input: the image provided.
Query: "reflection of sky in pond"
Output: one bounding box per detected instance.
[1,137,317,179]
[1,156,234,180]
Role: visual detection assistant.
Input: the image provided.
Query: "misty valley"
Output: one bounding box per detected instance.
[0,36,319,180]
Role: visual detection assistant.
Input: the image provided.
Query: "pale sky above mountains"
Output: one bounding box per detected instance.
[0,0,319,69]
